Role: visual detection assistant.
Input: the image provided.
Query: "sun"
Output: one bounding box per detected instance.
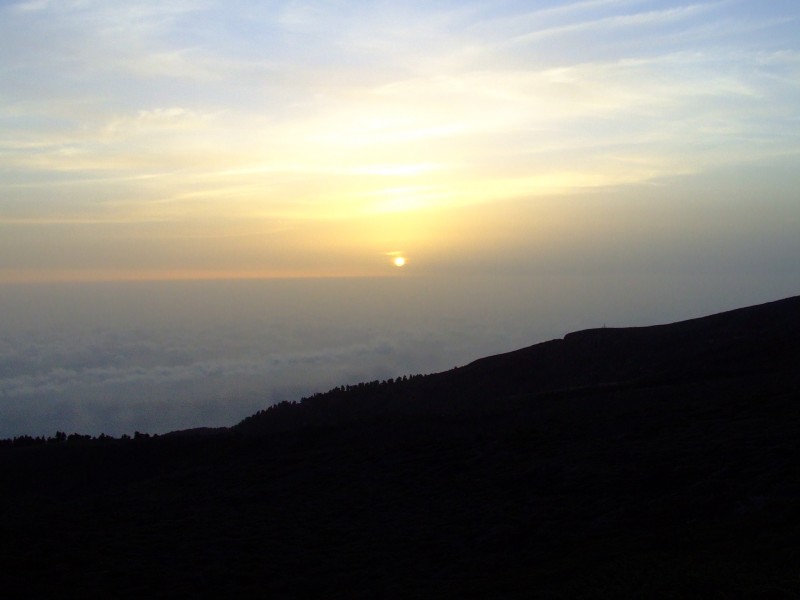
[393,256,406,267]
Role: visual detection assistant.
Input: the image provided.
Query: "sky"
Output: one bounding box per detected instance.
[1,0,799,436]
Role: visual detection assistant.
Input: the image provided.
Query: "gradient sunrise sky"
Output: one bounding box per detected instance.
[1,0,798,283]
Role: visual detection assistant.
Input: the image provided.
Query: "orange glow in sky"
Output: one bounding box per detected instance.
[0,1,798,283]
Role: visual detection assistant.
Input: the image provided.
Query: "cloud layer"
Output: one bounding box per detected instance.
[2,274,798,438]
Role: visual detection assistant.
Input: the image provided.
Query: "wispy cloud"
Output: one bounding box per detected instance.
[0,0,798,280]
[507,2,721,45]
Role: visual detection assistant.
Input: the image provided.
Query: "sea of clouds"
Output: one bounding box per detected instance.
[1,275,795,438]
[0,277,550,437]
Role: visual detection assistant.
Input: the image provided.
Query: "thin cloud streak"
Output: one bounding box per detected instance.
[506,2,722,46]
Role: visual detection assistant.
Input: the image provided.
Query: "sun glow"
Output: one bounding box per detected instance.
[393,256,406,267]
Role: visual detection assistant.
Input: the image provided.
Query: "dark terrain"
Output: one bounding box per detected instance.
[2,295,800,597]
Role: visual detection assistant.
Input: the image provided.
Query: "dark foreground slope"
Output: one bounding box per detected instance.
[2,296,800,598]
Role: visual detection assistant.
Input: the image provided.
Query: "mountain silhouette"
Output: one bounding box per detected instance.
[2,295,799,598]
[237,294,800,433]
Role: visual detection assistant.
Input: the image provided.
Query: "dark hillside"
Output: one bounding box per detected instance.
[2,295,800,598]
[237,294,800,432]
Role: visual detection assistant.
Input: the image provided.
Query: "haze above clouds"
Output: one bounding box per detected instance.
[1,0,798,436]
